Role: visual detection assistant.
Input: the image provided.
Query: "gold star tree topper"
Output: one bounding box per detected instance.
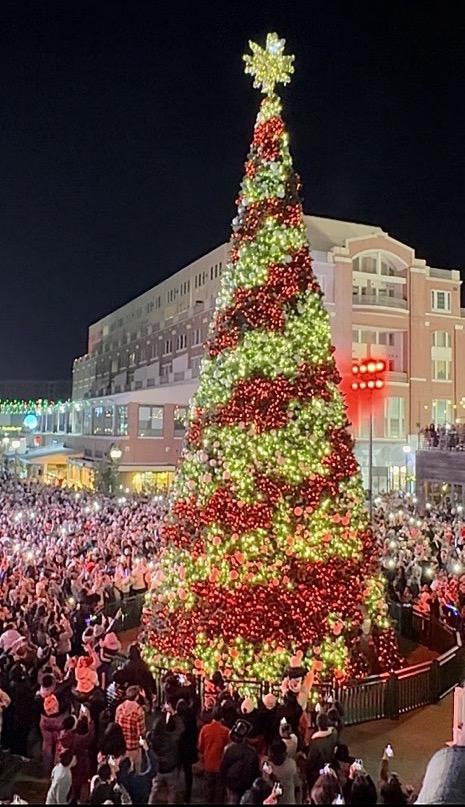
[243,32,295,96]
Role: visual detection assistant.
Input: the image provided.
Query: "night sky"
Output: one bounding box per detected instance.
[1,1,464,381]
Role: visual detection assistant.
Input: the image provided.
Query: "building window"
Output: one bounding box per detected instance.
[115,405,128,436]
[174,406,187,437]
[432,399,452,424]
[176,333,187,351]
[163,339,172,355]
[432,330,451,348]
[432,359,451,380]
[191,328,202,346]
[83,407,92,434]
[73,408,83,434]
[431,290,451,312]
[354,255,377,274]
[378,332,395,346]
[353,251,406,278]
[138,405,164,437]
[191,356,202,377]
[384,397,406,439]
[92,405,114,436]
[431,330,452,380]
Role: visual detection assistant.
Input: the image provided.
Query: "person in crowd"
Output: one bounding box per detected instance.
[310,770,343,804]
[99,720,127,760]
[117,736,158,804]
[57,708,94,803]
[45,749,76,805]
[305,711,338,790]
[115,685,146,772]
[90,761,128,805]
[198,705,231,803]
[40,694,65,775]
[349,772,378,805]
[149,703,185,804]
[177,697,198,803]
[240,776,274,805]
[220,719,260,805]
[262,738,298,804]
[8,662,35,756]
[120,643,156,703]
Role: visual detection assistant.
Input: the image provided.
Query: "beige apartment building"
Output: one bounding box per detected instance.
[28,215,463,492]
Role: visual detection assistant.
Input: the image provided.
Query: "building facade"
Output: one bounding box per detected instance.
[27,215,463,492]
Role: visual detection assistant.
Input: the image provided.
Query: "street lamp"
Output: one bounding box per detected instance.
[107,445,122,496]
[109,445,122,462]
[403,445,411,494]
[11,439,21,476]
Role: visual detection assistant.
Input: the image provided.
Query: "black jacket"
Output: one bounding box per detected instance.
[220,741,260,796]
[150,713,184,773]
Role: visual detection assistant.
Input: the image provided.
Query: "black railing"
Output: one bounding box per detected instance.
[104,593,145,632]
[117,597,465,726]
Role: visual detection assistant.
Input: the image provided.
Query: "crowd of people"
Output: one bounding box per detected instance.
[0,473,462,803]
[376,493,465,631]
[0,628,417,805]
[420,423,465,451]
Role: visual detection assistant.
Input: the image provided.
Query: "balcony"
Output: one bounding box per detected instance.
[352,294,408,311]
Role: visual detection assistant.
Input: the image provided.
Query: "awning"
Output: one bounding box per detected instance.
[67,458,175,473]
[19,446,81,466]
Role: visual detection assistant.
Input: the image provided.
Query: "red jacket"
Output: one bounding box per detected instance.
[198,720,230,773]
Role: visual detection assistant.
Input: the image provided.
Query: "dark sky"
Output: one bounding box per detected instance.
[1,1,464,381]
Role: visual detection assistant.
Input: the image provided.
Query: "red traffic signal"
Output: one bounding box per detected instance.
[351,358,386,393]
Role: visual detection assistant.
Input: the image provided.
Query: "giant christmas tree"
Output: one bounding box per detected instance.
[143,33,400,683]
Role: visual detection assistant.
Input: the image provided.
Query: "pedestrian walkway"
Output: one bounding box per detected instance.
[344,692,453,792]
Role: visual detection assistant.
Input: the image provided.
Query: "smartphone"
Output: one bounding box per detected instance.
[273,782,282,796]
[385,744,394,758]
[263,761,272,775]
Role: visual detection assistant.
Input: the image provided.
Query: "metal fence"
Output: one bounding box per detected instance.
[104,593,145,632]
[115,596,465,726]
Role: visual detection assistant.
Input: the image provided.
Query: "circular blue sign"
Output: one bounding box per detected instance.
[23,413,39,431]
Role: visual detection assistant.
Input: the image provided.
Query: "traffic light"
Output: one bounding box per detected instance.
[351,359,386,392]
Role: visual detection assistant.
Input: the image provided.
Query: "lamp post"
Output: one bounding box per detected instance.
[352,359,386,521]
[403,445,411,494]
[109,445,122,463]
[11,439,21,476]
[108,444,122,496]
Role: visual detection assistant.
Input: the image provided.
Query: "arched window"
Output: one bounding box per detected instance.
[353,251,406,278]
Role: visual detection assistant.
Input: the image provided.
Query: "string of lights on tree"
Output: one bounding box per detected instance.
[142,32,401,684]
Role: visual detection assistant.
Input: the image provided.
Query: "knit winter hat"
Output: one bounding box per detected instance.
[263,693,277,710]
[44,694,59,716]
